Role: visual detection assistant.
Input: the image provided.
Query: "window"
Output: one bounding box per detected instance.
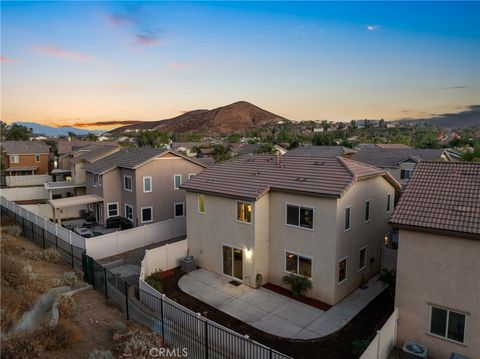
[35,154,40,162]
[124,176,132,192]
[107,203,118,218]
[143,176,152,193]
[285,252,312,278]
[359,247,367,271]
[338,258,347,284]
[188,173,196,180]
[345,207,351,231]
[93,174,102,187]
[198,194,205,213]
[141,206,153,223]
[386,193,392,213]
[10,155,19,163]
[430,306,466,343]
[236,202,252,223]
[174,174,182,190]
[124,204,133,221]
[364,200,371,222]
[174,202,185,218]
[400,169,412,180]
[286,204,314,229]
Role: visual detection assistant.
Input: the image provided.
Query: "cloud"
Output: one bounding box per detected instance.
[134,32,162,46]
[34,45,93,62]
[401,105,480,128]
[0,56,20,63]
[71,120,141,128]
[367,25,379,31]
[442,86,468,90]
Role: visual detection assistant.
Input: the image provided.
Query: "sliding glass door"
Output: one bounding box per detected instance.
[222,245,243,281]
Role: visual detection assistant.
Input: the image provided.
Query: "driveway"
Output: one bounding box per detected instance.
[179,269,385,339]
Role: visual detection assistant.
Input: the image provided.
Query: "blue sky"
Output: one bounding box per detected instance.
[1,1,479,129]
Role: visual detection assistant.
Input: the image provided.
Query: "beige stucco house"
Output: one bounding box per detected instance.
[390,161,480,359]
[84,148,206,227]
[182,155,401,305]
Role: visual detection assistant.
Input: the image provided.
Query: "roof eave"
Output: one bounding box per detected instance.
[389,222,480,241]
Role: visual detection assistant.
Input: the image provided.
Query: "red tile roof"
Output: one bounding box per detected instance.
[182,155,399,200]
[390,161,480,238]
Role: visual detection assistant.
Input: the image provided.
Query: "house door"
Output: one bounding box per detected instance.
[222,245,243,281]
[95,203,104,224]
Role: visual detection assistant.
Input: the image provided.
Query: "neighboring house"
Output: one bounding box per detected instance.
[84,148,206,227]
[284,145,356,157]
[196,148,215,159]
[230,143,287,157]
[57,140,117,169]
[357,144,412,150]
[2,141,51,176]
[351,148,458,185]
[170,142,201,157]
[182,155,401,305]
[390,162,480,359]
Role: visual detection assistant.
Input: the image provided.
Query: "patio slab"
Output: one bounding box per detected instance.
[178,269,385,339]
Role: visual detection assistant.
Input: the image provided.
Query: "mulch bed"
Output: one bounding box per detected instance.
[161,268,394,359]
[263,282,332,311]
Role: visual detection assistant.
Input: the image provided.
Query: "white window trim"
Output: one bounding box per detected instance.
[221,243,244,282]
[124,203,133,222]
[174,174,182,190]
[235,200,254,225]
[93,175,98,187]
[124,175,133,192]
[141,206,153,223]
[364,200,371,223]
[428,305,467,345]
[386,193,392,213]
[198,194,205,214]
[284,202,315,231]
[338,256,348,285]
[284,249,313,280]
[358,246,368,272]
[107,202,119,218]
[35,154,41,162]
[143,176,152,193]
[174,202,185,218]
[188,173,196,180]
[344,206,352,232]
[10,155,19,163]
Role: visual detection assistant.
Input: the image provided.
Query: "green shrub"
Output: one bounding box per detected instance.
[62,272,79,287]
[145,270,163,293]
[281,274,312,297]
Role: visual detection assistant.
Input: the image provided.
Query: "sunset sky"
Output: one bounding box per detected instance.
[1,1,479,130]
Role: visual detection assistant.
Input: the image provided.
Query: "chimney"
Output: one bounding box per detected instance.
[276,153,282,168]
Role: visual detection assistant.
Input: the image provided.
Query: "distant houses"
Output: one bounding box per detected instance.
[2,141,51,176]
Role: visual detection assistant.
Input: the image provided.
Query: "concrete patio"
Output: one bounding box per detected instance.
[178,269,386,339]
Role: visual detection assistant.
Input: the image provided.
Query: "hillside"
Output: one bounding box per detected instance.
[109,101,288,135]
[14,122,105,136]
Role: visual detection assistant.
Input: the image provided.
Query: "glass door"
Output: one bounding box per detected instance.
[222,245,243,281]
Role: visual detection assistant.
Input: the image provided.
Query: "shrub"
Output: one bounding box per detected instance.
[2,333,44,359]
[281,274,312,297]
[145,270,163,293]
[57,295,77,319]
[1,256,31,288]
[43,248,61,263]
[1,237,17,255]
[62,272,79,287]
[35,320,81,351]
[3,225,22,237]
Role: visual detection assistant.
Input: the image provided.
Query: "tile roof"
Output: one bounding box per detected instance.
[70,145,120,164]
[390,161,480,238]
[351,148,448,168]
[6,166,39,171]
[284,146,356,157]
[2,141,50,154]
[182,155,397,200]
[57,140,117,155]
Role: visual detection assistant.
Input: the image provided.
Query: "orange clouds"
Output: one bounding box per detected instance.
[34,45,94,62]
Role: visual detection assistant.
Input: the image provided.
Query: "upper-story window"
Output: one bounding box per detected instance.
[400,169,412,181]
[198,194,205,213]
[344,207,351,231]
[386,193,392,213]
[107,203,118,218]
[124,175,132,192]
[35,154,40,162]
[188,173,196,180]
[174,202,185,218]
[430,306,466,344]
[10,155,19,163]
[236,201,252,223]
[364,200,371,222]
[93,174,102,187]
[143,176,152,193]
[286,204,313,229]
[174,174,182,190]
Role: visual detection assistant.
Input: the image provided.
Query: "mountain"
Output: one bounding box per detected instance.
[13,122,105,136]
[109,101,288,135]
[397,105,480,129]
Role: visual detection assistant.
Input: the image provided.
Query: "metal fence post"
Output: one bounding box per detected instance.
[204,320,209,359]
[104,267,108,299]
[124,281,129,320]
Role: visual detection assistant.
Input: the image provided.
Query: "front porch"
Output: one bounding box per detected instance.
[179,268,386,339]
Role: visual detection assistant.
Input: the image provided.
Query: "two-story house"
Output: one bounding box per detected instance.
[182,155,401,305]
[84,147,206,227]
[351,148,459,186]
[2,141,51,176]
[390,161,480,359]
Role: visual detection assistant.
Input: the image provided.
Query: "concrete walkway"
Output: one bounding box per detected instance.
[178,269,386,339]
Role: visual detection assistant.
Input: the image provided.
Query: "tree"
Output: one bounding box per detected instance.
[461,142,480,162]
[349,120,358,129]
[336,122,346,130]
[320,120,331,132]
[212,144,232,162]
[255,144,276,154]
[413,126,439,148]
[136,130,169,148]
[45,139,58,157]
[378,119,386,128]
[312,132,335,146]
[85,133,98,141]
[187,132,203,142]
[226,133,242,143]
[5,124,32,141]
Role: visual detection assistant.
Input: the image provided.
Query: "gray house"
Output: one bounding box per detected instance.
[84,148,206,227]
